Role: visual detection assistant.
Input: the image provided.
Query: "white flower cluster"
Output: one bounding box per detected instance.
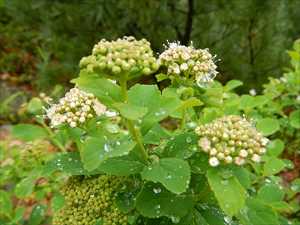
[158,42,218,86]
[195,115,269,167]
[46,88,106,128]
[79,36,159,77]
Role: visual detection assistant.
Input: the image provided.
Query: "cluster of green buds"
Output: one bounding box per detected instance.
[158,42,218,86]
[195,115,269,167]
[79,36,159,79]
[53,175,128,225]
[46,88,106,128]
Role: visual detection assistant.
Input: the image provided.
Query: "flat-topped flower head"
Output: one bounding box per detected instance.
[80,36,159,79]
[158,41,218,86]
[195,115,269,167]
[53,175,128,225]
[46,88,106,128]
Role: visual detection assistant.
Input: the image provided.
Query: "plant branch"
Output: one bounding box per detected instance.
[119,79,148,163]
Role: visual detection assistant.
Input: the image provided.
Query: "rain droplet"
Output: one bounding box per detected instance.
[186,137,192,143]
[221,179,229,185]
[104,143,111,152]
[153,187,162,194]
[170,216,180,223]
[224,216,232,224]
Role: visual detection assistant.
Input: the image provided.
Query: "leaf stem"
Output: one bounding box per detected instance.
[181,109,186,130]
[38,119,67,152]
[119,79,148,163]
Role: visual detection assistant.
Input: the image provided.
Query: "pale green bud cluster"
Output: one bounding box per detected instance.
[79,36,159,77]
[158,42,218,86]
[52,175,128,225]
[195,115,269,167]
[46,88,106,128]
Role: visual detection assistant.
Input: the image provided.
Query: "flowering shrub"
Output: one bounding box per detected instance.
[4,37,300,225]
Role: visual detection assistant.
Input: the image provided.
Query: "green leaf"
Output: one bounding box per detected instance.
[178,208,208,225]
[28,204,47,225]
[163,132,198,159]
[199,107,221,124]
[127,84,181,132]
[51,193,65,212]
[289,110,300,128]
[263,156,286,176]
[231,166,251,189]
[43,152,88,175]
[27,97,43,114]
[0,190,13,217]
[271,201,293,213]
[141,158,191,194]
[15,177,35,198]
[72,72,122,105]
[257,184,284,203]
[238,198,279,225]
[156,73,169,82]
[256,118,280,136]
[143,124,170,145]
[81,136,135,171]
[266,139,285,157]
[291,178,300,193]
[97,156,145,176]
[224,80,243,91]
[189,152,210,174]
[239,95,257,109]
[206,168,246,216]
[177,97,203,111]
[113,102,148,120]
[197,204,233,225]
[115,180,140,213]
[12,124,47,141]
[136,183,193,218]
[13,207,25,223]
[254,95,269,107]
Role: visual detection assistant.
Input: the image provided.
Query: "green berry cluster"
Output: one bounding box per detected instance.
[52,175,128,225]
[79,36,159,78]
[158,42,218,86]
[195,115,269,167]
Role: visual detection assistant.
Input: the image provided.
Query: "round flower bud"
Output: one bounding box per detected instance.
[239,149,248,158]
[80,36,159,80]
[195,115,268,167]
[251,154,261,162]
[209,157,220,167]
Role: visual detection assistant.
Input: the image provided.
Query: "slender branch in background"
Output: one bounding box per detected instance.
[182,0,194,45]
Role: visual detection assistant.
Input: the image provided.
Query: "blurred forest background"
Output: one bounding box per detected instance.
[1,0,300,122]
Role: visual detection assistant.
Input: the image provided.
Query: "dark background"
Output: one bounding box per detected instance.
[1,0,300,92]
